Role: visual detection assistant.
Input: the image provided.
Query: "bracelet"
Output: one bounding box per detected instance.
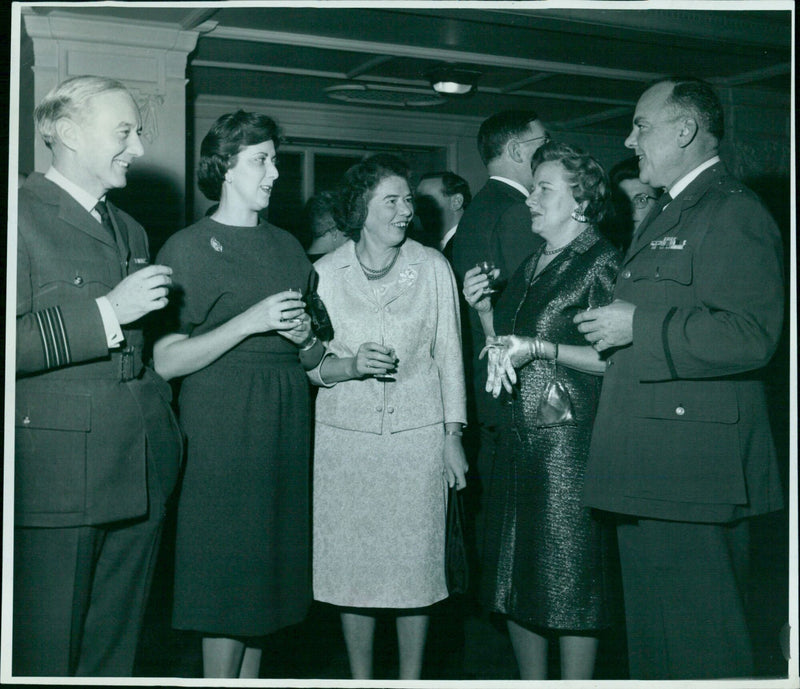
[528,336,545,360]
[299,335,318,352]
[553,342,559,361]
[445,430,463,437]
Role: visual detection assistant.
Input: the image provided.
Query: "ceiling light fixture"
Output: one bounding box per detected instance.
[428,67,481,96]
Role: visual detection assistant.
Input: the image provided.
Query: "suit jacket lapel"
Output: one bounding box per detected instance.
[29,173,119,251]
[337,242,379,306]
[382,241,426,306]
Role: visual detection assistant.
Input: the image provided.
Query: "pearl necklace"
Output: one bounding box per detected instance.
[357,248,401,281]
[542,243,569,255]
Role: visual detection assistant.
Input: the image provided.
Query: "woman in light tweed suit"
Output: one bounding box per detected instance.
[308,154,468,679]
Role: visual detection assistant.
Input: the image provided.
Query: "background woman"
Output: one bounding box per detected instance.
[308,154,468,679]
[604,155,662,251]
[153,111,324,678]
[463,141,621,680]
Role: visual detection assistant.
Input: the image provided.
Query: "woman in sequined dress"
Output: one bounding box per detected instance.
[463,142,621,680]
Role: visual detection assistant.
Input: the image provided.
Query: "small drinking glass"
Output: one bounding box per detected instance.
[476,260,499,294]
[282,287,304,322]
[375,345,398,382]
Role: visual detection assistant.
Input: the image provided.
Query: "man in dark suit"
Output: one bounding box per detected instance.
[414,170,471,260]
[575,77,784,679]
[451,111,547,543]
[13,75,183,676]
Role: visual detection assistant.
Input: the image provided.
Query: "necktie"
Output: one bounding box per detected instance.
[94,200,130,272]
[94,200,117,242]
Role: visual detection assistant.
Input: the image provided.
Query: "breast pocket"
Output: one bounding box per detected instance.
[37,258,119,302]
[15,391,92,518]
[629,248,694,306]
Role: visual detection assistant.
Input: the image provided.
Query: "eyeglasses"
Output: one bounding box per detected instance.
[516,134,550,147]
[631,193,658,210]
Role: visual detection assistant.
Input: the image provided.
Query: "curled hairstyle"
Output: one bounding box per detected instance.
[333,154,411,242]
[419,171,472,210]
[34,75,131,149]
[656,76,724,143]
[533,141,610,225]
[197,110,280,201]
[477,110,541,166]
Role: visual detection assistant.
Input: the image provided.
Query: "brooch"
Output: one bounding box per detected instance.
[650,236,686,250]
[210,237,223,252]
[398,267,417,287]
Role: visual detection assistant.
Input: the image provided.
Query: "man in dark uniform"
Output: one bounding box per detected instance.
[13,75,183,676]
[575,77,784,679]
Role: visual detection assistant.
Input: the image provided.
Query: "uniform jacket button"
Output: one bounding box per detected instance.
[73,275,84,286]
[387,406,394,414]
[621,269,631,279]
[675,406,686,416]
[22,415,31,425]
[376,405,383,412]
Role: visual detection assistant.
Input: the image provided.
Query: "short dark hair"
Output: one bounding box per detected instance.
[418,170,472,209]
[608,156,642,188]
[305,190,338,239]
[333,154,411,242]
[477,110,541,166]
[654,76,724,142]
[532,141,610,225]
[197,110,280,201]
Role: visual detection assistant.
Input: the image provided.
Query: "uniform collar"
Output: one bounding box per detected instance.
[668,155,721,200]
[45,166,104,214]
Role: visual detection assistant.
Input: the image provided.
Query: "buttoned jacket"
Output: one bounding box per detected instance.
[15,173,182,527]
[583,162,785,522]
[309,239,466,434]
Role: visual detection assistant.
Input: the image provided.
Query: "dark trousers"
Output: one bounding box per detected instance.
[13,458,166,677]
[616,517,753,679]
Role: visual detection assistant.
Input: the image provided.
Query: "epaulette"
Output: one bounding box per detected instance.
[715,176,745,195]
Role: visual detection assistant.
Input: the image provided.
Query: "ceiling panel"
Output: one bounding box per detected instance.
[26,4,792,140]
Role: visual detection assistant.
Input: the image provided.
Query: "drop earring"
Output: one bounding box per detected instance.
[571,208,588,223]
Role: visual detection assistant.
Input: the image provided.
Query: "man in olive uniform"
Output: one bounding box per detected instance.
[575,77,784,679]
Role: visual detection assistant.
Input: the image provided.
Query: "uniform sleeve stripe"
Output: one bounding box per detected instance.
[51,307,71,366]
[34,307,71,370]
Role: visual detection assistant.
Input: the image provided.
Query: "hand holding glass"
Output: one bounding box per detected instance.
[475,261,500,294]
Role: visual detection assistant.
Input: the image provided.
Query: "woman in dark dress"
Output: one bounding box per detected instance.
[153,111,325,678]
[463,142,621,680]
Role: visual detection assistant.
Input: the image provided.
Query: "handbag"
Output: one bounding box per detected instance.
[305,269,334,342]
[535,357,576,427]
[445,483,469,596]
